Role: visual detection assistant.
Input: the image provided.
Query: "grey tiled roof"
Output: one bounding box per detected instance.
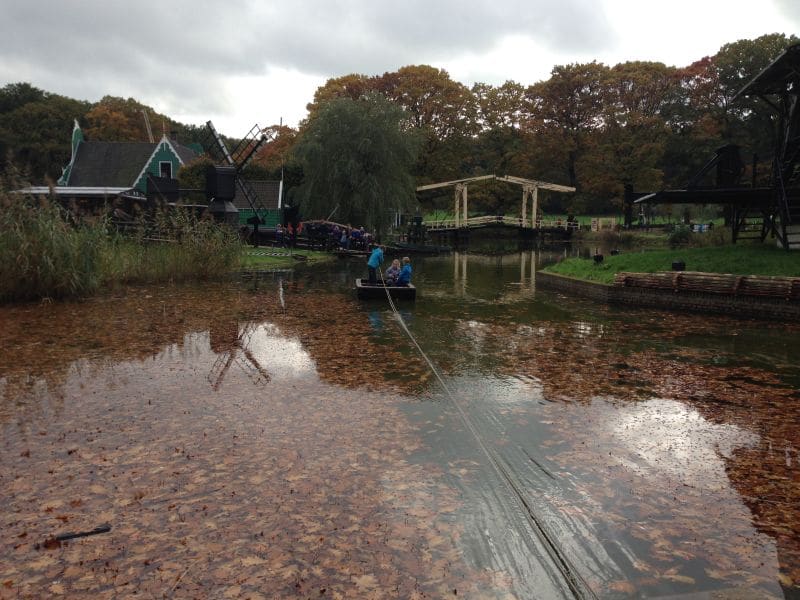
[66,140,199,187]
[67,142,156,187]
[174,143,199,165]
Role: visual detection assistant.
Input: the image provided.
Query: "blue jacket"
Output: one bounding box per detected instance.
[367,247,384,268]
[397,263,412,285]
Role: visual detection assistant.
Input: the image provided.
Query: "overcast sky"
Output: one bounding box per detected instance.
[0,0,798,136]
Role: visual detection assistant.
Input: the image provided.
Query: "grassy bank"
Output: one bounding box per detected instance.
[543,244,800,284]
[240,247,336,269]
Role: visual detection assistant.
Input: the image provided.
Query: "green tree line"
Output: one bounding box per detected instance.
[1,33,796,219]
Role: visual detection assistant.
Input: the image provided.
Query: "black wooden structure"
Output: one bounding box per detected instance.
[355,279,416,301]
[636,44,800,250]
[203,121,273,231]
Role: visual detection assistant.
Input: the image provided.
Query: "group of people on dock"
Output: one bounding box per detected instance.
[336,224,373,251]
[273,221,377,251]
[367,245,412,286]
[274,222,303,248]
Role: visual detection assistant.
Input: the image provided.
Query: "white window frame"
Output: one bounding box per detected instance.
[159,161,173,179]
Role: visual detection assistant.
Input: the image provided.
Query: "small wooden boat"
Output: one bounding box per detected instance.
[355,279,416,300]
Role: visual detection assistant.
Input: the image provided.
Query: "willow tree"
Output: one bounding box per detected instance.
[290,93,420,237]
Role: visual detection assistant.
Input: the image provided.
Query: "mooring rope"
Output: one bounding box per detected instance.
[377,268,596,600]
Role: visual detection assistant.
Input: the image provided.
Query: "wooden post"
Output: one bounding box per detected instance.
[462,185,468,225]
[454,185,461,228]
[521,187,527,227]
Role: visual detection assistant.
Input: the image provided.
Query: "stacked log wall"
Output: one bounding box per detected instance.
[537,271,800,321]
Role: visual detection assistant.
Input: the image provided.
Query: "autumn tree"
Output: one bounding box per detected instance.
[251,125,298,174]
[377,65,477,137]
[305,74,379,120]
[84,96,178,142]
[524,62,609,194]
[376,66,477,184]
[473,81,526,131]
[290,93,420,236]
[0,83,90,181]
[578,62,677,206]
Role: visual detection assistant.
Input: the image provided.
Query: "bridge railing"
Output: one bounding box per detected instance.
[423,215,578,230]
[424,218,458,230]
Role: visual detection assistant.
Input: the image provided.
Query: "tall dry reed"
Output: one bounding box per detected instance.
[0,189,107,301]
[1,182,241,302]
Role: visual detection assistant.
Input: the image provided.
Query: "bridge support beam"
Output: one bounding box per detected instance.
[454,183,468,228]
[463,184,468,224]
[521,184,539,228]
[454,185,461,228]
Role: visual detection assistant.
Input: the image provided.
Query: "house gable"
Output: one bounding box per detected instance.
[132,136,193,192]
[57,123,199,191]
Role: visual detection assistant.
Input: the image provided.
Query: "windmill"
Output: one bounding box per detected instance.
[203,121,278,237]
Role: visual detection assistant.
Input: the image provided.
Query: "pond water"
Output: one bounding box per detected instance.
[1,250,799,599]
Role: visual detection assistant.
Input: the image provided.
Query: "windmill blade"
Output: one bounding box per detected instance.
[204,120,234,165]
[208,350,237,391]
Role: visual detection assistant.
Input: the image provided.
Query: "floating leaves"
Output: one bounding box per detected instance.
[1,276,799,598]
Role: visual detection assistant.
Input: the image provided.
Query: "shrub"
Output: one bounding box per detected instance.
[597,229,639,249]
[667,225,692,248]
[102,207,242,285]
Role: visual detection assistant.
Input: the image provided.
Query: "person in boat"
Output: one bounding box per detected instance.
[396,256,412,286]
[384,259,401,285]
[366,244,385,285]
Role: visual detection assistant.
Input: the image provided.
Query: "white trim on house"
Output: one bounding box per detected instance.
[159,161,173,178]
[15,186,134,196]
[131,135,186,189]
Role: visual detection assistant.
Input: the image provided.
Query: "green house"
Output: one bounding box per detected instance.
[58,120,198,192]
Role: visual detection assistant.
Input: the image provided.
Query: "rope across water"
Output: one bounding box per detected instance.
[376,269,596,600]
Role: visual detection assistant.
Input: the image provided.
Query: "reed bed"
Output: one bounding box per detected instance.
[0,186,241,303]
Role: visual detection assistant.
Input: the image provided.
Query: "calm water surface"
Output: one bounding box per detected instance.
[1,250,798,599]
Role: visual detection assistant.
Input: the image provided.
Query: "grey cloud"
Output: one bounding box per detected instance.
[773,0,800,24]
[2,0,613,77]
[0,0,614,120]
[251,0,614,74]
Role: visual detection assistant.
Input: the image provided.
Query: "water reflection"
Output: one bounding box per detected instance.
[0,252,798,598]
[610,398,759,488]
[205,322,317,390]
[449,250,538,303]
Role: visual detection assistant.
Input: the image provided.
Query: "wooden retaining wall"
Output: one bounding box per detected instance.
[536,271,800,321]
